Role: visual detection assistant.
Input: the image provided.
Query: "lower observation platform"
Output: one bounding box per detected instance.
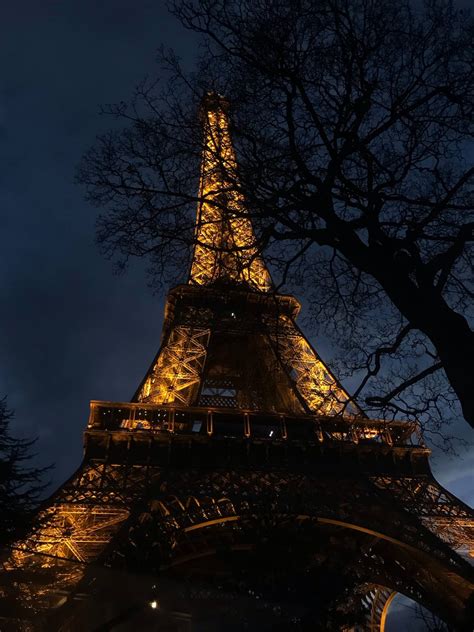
[85,400,429,476]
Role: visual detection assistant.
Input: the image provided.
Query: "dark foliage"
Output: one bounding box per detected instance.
[78,0,474,437]
[0,397,50,549]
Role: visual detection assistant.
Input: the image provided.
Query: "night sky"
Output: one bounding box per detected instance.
[1,0,472,514]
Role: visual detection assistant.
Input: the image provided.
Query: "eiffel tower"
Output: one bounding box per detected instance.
[2,93,473,632]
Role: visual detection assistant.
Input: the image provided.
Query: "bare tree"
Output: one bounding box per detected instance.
[413,601,455,631]
[78,0,474,434]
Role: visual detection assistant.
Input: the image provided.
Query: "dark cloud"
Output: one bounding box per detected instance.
[0,1,183,484]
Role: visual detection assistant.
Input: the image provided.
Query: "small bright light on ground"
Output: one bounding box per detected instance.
[150,600,158,609]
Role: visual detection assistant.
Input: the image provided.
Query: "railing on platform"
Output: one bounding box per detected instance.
[88,401,422,447]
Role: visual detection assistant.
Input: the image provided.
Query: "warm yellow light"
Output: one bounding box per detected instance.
[190,104,272,291]
[268,314,360,416]
[137,327,210,406]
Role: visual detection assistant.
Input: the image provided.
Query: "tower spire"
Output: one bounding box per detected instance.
[189,93,272,292]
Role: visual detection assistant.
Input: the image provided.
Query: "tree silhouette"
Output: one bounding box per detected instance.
[78,0,474,435]
[0,397,50,549]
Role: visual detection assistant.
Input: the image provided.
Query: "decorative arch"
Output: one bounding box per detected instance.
[35,467,472,631]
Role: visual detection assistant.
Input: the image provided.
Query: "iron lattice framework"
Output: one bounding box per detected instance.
[189,95,271,292]
[1,93,473,632]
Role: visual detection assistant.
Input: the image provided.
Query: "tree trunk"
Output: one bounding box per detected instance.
[417,300,474,429]
[375,263,474,428]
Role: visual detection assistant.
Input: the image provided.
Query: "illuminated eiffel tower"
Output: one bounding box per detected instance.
[2,94,473,632]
